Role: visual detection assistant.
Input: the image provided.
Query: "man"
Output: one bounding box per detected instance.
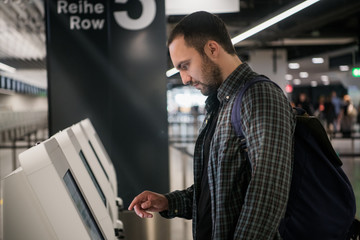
[129,11,296,239]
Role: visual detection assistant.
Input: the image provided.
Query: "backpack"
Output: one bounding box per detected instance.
[231,75,358,240]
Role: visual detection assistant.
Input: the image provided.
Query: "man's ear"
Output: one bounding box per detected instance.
[204,40,220,59]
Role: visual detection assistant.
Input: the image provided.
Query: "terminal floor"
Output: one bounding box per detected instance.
[0,132,359,240]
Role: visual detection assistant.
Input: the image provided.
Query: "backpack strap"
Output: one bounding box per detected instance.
[231,75,279,153]
[231,76,343,168]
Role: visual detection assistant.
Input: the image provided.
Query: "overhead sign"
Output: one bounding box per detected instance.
[57,1,105,30]
[352,68,360,77]
[56,0,157,30]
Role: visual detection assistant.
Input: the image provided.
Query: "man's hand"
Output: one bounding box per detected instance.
[128,191,169,218]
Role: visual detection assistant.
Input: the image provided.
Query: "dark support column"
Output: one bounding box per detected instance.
[45,0,169,206]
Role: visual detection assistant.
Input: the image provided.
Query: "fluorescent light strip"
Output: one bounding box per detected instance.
[299,72,309,78]
[321,75,329,82]
[285,74,293,80]
[311,81,318,87]
[0,62,16,73]
[166,0,320,77]
[166,67,180,77]
[339,65,349,71]
[231,0,320,45]
[289,63,300,69]
[312,57,324,64]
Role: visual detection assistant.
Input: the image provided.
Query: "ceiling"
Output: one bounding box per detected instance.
[0,0,359,89]
[167,0,360,88]
[0,0,46,88]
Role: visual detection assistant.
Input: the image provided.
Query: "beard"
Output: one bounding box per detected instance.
[198,54,223,96]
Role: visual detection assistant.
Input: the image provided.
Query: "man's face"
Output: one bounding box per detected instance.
[169,36,223,96]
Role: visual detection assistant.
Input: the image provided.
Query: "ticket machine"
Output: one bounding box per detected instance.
[2,125,123,239]
[69,122,124,234]
[79,119,118,199]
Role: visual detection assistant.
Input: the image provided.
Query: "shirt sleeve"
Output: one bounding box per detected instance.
[159,185,194,220]
[234,82,296,239]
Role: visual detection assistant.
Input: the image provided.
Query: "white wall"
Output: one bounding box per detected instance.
[247,49,288,91]
[0,93,47,111]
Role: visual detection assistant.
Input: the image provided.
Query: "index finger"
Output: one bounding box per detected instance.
[128,193,145,210]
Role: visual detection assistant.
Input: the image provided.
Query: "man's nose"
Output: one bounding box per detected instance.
[180,71,192,85]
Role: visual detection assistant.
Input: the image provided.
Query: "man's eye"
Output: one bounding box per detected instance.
[181,64,188,70]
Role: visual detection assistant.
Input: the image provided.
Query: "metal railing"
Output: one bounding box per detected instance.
[0,110,48,171]
[168,112,360,158]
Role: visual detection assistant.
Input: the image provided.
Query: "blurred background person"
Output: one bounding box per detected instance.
[314,95,326,126]
[338,94,358,138]
[331,91,342,132]
[324,94,336,137]
[295,92,314,116]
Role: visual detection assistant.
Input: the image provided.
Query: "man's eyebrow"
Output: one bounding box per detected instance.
[176,60,190,70]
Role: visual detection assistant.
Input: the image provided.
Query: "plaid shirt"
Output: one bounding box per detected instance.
[162,63,296,239]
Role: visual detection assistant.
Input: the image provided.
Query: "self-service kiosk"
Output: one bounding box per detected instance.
[69,122,124,233]
[1,121,124,239]
[78,119,118,199]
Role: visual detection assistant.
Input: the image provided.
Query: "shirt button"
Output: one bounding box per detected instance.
[226,96,230,101]
[174,209,178,214]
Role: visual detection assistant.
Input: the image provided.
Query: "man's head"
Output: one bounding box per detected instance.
[168,11,237,96]
[168,11,236,56]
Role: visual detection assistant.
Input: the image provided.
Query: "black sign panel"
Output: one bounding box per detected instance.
[46,0,168,205]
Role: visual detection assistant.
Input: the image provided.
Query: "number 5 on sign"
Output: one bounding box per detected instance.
[113,0,156,30]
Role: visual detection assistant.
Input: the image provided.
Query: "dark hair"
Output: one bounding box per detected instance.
[168,11,236,56]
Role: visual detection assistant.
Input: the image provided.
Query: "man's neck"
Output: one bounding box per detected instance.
[219,55,242,82]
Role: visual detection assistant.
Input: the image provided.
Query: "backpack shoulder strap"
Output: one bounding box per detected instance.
[231,75,278,142]
[231,76,343,167]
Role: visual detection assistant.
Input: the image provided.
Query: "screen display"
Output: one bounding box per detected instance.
[79,150,107,206]
[88,140,109,181]
[63,170,105,240]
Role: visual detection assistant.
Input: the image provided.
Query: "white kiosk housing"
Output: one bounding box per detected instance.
[2,120,124,240]
[69,122,123,229]
[79,119,118,199]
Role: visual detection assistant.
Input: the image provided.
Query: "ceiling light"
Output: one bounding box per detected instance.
[289,63,300,69]
[322,79,329,84]
[166,0,320,77]
[0,62,16,73]
[165,0,239,15]
[299,72,309,78]
[285,74,293,81]
[312,57,324,64]
[339,65,349,71]
[293,79,301,85]
[321,75,329,82]
[311,81,318,87]
[269,38,355,46]
[231,0,320,44]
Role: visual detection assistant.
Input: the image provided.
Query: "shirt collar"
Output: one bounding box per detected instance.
[217,62,257,103]
[205,92,219,113]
